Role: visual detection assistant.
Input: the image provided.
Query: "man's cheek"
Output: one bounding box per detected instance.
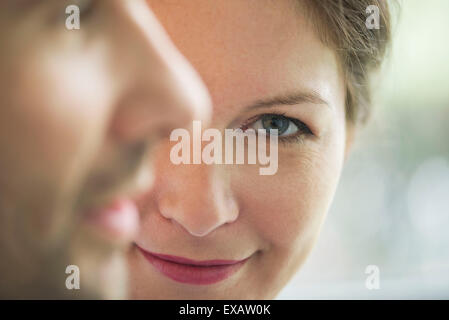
[2,67,111,240]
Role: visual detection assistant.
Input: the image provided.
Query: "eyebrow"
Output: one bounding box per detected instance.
[247,90,331,110]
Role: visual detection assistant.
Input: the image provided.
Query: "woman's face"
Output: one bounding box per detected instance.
[0,0,210,298]
[129,0,352,299]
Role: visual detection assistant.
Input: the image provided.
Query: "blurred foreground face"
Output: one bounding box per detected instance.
[0,0,210,298]
[128,0,352,299]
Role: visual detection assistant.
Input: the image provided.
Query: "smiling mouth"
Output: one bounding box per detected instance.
[136,245,250,285]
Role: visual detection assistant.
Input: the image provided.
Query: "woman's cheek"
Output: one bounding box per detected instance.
[235,142,342,249]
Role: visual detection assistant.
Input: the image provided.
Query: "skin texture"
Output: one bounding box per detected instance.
[0,0,211,298]
[128,0,354,299]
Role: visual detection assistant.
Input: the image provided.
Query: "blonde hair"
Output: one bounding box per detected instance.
[302,0,391,125]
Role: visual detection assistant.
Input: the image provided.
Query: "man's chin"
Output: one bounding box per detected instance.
[78,250,128,299]
[67,226,131,299]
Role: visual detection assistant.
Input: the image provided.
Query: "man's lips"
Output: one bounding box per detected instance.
[136,245,250,285]
[82,198,139,243]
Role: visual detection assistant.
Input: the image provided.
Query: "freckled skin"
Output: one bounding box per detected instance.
[128,0,354,299]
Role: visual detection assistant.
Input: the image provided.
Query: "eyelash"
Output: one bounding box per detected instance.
[240,113,314,145]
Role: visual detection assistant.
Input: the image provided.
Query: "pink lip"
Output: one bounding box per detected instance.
[136,245,249,285]
[82,198,138,242]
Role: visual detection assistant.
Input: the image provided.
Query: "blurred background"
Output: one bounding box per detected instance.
[278,0,449,299]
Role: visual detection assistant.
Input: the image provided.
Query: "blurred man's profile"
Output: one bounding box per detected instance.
[0,0,211,299]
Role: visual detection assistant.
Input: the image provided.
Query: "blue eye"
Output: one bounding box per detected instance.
[250,114,312,137]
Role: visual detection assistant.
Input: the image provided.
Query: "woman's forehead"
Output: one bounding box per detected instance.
[147,0,342,113]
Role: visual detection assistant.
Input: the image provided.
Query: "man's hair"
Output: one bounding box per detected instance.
[302,0,392,125]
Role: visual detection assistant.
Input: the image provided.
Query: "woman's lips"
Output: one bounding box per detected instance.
[136,245,249,285]
[82,198,139,243]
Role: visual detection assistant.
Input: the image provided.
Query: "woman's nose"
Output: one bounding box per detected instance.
[109,0,211,144]
[156,157,240,237]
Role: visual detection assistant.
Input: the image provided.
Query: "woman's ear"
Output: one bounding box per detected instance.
[344,123,356,161]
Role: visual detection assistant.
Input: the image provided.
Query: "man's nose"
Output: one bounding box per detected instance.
[109,0,211,144]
